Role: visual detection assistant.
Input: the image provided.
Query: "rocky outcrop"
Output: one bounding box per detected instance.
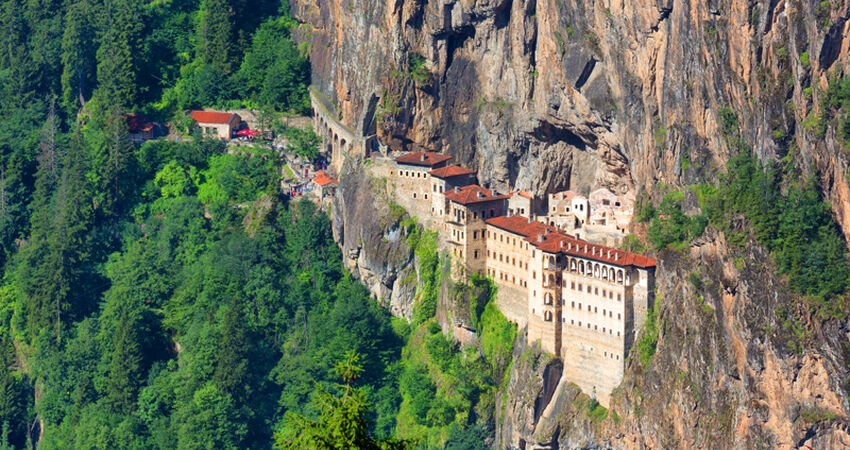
[332,159,417,319]
[299,0,850,446]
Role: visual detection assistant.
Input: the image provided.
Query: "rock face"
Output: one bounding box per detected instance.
[295,0,850,446]
[332,159,418,319]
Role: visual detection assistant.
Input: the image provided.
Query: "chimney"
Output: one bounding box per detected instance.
[454,186,460,193]
[568,242,572,250]
[592,247,595,256]
[528,217,533,224]
[615,253,619,261]
[420,153,426,162]
[537,233,543,243]
[477,191,483,199]
[560,241,565,249]
[607,250,611,258]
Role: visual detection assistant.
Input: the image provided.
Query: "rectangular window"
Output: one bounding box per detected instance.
[571,282,575,289]
[594,307,597,313]
[618,313,621,320]
[473,231,478,239]
[474,250,478,259]
[533,271,536,280]
[571,301,575,308]
[618,294,621,301]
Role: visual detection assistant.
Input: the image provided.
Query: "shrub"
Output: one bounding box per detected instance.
[636,305,658,366]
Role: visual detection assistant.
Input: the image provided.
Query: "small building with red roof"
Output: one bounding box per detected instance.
[443,185,509,277]
[310,172,339,198]
[391,151,454,222]
[427,165,476,219]
[190,110,241,140]
[124,113,160,142]
[507,190,538,219]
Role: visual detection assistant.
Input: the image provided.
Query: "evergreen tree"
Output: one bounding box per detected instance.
[94,0,143,109]
[213,300,250,404]
[197,0,235,74]
[102,108,134,217]
[60,0,96,116]
[105,302,144,414]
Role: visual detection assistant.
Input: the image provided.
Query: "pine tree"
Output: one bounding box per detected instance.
[60,0,96,116]
[106,302,144,414]
[94,0,143,109]
[213,300,250,403]
[197,0,235,74]
[102,107,133,217]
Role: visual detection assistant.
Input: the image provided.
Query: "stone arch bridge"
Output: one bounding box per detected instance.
[309,87,375,173]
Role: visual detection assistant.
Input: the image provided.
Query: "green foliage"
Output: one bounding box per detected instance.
[646,191,706,251]
[698,151,850,311]
[274,352,411,449]
[586,398,608,422]
[799,407,837,423]
[279,125,321,160]
[800,51,810,69]
[718,107,738,134]
[636,305,658,367]
[412,230,442,324]
[408,54,430,85]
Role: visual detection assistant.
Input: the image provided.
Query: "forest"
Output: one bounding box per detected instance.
[0,0,514,447]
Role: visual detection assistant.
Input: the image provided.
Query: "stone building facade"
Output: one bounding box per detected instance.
[358,151,656,407]
[443,185,508,278]
[392,152,452,219]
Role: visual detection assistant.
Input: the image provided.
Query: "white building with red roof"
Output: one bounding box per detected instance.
[191,110,241,140]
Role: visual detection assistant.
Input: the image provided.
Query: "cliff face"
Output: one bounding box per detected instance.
[294,0,850,236]
[294,0,850,446]
[499,229,850,448]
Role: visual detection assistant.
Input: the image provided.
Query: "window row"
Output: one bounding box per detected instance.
[567,319,621,337]
[487,230,530,251]
[568,282,622,301]
[488,268,528,288]
[487,250,529,270]
[569,301,621,319]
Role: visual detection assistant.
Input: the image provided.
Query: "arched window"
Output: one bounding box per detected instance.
[617,270,624,284]
[602,267,608,280]
[579,261,585,273]
[548,274,554,287]
[570,259,576,271]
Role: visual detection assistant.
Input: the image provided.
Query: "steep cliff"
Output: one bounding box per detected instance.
[296,0,850,447]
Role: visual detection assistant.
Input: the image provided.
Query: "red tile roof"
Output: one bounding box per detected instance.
[528,231,656,268]
[312,174,338,186]
[553,191,581,201]
[444,185,509,205]
[428,165,474,178]
[486,215,556,238]
[394,152,452,167]
[191,110,237,125]
[511,190,533,199]
[124,113,154,133]
[486,214,654,267]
